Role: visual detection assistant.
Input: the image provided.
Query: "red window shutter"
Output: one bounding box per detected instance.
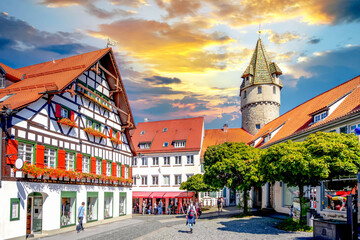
[129,166,132,179]
[55,104,61,118]
[70,111,75,121]
[6,139,18,165]
[91,157,96,174]
[35,145,45,168]
[117,132,120,140]
[121,164,125,177]
[76,153,82,172]
[109,129,113,138]
[57,150,66,170]
[102,160,107,175]
[112,162,117,177]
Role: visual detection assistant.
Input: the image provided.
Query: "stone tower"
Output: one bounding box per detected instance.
[240,37,283,135]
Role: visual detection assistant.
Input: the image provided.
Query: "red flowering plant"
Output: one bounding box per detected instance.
[58,118,78,128]
[126,178,133,184]
[83,127,108,139]
[109,176,118,182]
[83,93,111,111]
[110,137,123,145]
[22,163,44,177]
[64,170,77,179]
[82,172,96,180]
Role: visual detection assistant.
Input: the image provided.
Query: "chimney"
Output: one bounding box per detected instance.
[144,118,149,122]
[223,124,228,132]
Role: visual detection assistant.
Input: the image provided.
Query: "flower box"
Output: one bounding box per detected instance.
[71,178,76,182]
[94,179,99,184]
[81,178,86,183]
[27,174,35,179]
[87,178,91,183]
[83,127,108,139]
[110,137,123,145]
[64,177,69,181]
[43,174,49,180]
[51,176,57,180]
[58,118,78,128]
[98,179,103,184]
[58,177,63,181]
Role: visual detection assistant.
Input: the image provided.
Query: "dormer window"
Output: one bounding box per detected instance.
[163,128,168,132]
[0,75,5,89]
[314,111,328,123]
[257,86,262,94]
[139,142,151,149]
[140,131,145,135]
[173,141,186,148]
[163,142,169,147]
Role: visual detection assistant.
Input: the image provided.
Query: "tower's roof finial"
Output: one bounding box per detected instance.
[258,24,262,39]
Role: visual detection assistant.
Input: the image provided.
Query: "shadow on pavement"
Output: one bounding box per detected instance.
[178,230,190,234]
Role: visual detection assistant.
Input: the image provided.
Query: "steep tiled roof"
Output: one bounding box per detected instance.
[241,38,283,89]
[201,128,253,158]
[132,117,204,154]
[251,75,360,147]
[0,63,24,81]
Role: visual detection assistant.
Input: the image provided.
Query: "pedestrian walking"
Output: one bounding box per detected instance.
[159,200,163,215]
[186,201,197,233]
[220,197,224,212]
[77,202,85,233]
[217,198,221,215]
[142,201,146,216]
[153,202,157,215]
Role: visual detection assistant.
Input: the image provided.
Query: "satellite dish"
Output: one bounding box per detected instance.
[14,158,24,170]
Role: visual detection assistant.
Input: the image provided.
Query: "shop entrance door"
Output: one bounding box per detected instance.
[26,193,43,235]
[229,189,236,206]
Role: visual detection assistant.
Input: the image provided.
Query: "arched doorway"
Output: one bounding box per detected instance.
[26,192,43,236]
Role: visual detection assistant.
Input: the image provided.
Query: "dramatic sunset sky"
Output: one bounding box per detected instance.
[1,0,360,129]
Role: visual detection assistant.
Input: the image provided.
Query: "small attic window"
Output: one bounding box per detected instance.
[140,131,145,135]
[256,124,261,129]
[314,111,328,123]
[0,75,5,89]
[0,93,15,103]
[163,142,169,147]
[163,128,168,132]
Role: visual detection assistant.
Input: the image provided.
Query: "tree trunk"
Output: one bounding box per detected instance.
[298,185,304,223]
[243,188,248,215]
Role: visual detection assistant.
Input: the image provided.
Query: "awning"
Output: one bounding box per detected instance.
[149,192,166,198]
[132,191,152,198]
[177,192,195,198]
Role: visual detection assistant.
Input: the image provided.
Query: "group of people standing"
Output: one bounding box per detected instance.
[135,199,201,216]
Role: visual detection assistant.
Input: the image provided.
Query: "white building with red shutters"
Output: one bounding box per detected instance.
[130,117,204,214]
[0,48,135,239]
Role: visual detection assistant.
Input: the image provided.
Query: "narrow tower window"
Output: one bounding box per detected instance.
[273,86,276,94]
[256,124,261,129]
[257,86,262,94]
[243,91,247,99]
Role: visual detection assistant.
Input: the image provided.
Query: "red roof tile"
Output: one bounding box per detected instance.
[131,117,204,154]
[201,128,253,158]
[0,62,24,81]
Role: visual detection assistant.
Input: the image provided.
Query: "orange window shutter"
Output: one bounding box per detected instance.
[76,153,82,172]
[109,129,113,138]
[112,162,116,176]
[121,164,125,177]
[6,139,18,165]
[57,150,66,170]
[70,111,75,121]
[91,157,96,174]
[117,132,120,140]
[35,145,45,168]
[129,166,132,179]
[102,160,107,175]
[55,104,61,118]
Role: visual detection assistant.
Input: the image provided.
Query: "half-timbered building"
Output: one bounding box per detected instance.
[0,48,136,239]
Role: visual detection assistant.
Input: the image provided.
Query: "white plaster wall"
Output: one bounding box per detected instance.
[241,84,281,108]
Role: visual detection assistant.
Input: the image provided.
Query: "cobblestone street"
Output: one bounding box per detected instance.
[38,209,312,240]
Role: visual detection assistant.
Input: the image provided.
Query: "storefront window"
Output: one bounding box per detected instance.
[283,184,298,206]
[322,178,357,211]
[104,192,113,219]
[61,191,76,227]
[87,192,98,222]
[119,192,126,215]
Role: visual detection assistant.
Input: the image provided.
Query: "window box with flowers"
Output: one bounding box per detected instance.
[58,118,78,128]
[55,104,77,128]
[109,129,122,145]
[76,83,112,111]
[83,127,108,139]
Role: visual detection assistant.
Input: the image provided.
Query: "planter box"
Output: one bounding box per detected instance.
[87,178,91,183]
[94,179,99,184]
[81,178,86,183]
[51,176,57,180]
[71,178,76,182]
[64,177,69,181]
[58,177,63,181]
[43,174,49,180]
[313,218,350,240]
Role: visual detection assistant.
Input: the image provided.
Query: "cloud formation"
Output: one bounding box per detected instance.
[308,37,321,44]
[264,30,300,44]
[143,75,182,85]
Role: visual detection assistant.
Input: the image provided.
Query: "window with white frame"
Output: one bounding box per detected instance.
[0,75,5,89]
[186,155,194,164]
[65,152,75,170]
[163,175,170,185]
[44,147,56,168]
[175,156,182,165]
[314,111,328,123]
[125,166,129,178]
[175,175,182,185]
[139,142,151,149]
[132,158,137,166]
[132,177,137,185]
[96,159,102,175]
[153,157,159,165]
[82,155,90,173]
[141,176,147,185]
[257,86,262,94]
[350,123,360,133]
[117,164,121,177]
[152,175,158,185]
[163,142,169,147]
[164,156,170,165]
[106,161,111,176]
[141,157,148,166]
[174,141,186,148]
[18,142,34,164]
[60,108,69,119]
[186,174,193,180]
[204,192,210,197]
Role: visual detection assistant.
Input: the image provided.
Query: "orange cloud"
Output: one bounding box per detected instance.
[263,30,300,44]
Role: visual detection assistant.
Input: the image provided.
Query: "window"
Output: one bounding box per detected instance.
[10,198,20,221]
[117,164,121,177]
[164,156,170,165]
[283,184,298,206]
[94,122,100,131]
[82,155,90,173]
[163,175,170,185]
[322,178,357,211]
[112,129,117,138]
[340,126,348,134]
[61,108,69,119]
[141,157,148,166]
[175,156,182,165]
[141,176,148,185]
[125,166,129,178]
[132,158,137,166]
[163,142,169,147]
[186,174,194,180]
[258,86,262,94]
[18,142,34,164]
[0,75,5,89]
[132,177,137,186]
[175,175,182,185]
[140,131,145,135]
[87,119,93,128]
[104,192,113,219]
[139,142,151,149]
[87,192,98,222]
[153,157,159,165]
[273,86,276,94]
[44,147,56,168]
[87,118,101,131]
[186,155,194,165]
[65,152,75,170]
[314,111,328,123]
[163,128,168,132]
[350,124,360,133]
[61,191,76,226]
[152,175,158,185]
[174,141,186,148]
[96,159,102,175]
[119,192,126,215]
[256,124,261,129]
[243,91,246,99]
[106,161,111,176]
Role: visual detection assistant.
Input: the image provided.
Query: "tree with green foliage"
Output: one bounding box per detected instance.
[203,142,263,214]
[180,174,218,198]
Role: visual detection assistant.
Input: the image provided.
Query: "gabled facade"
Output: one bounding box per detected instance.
[0,48,135,239]
[131,117,204,214]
